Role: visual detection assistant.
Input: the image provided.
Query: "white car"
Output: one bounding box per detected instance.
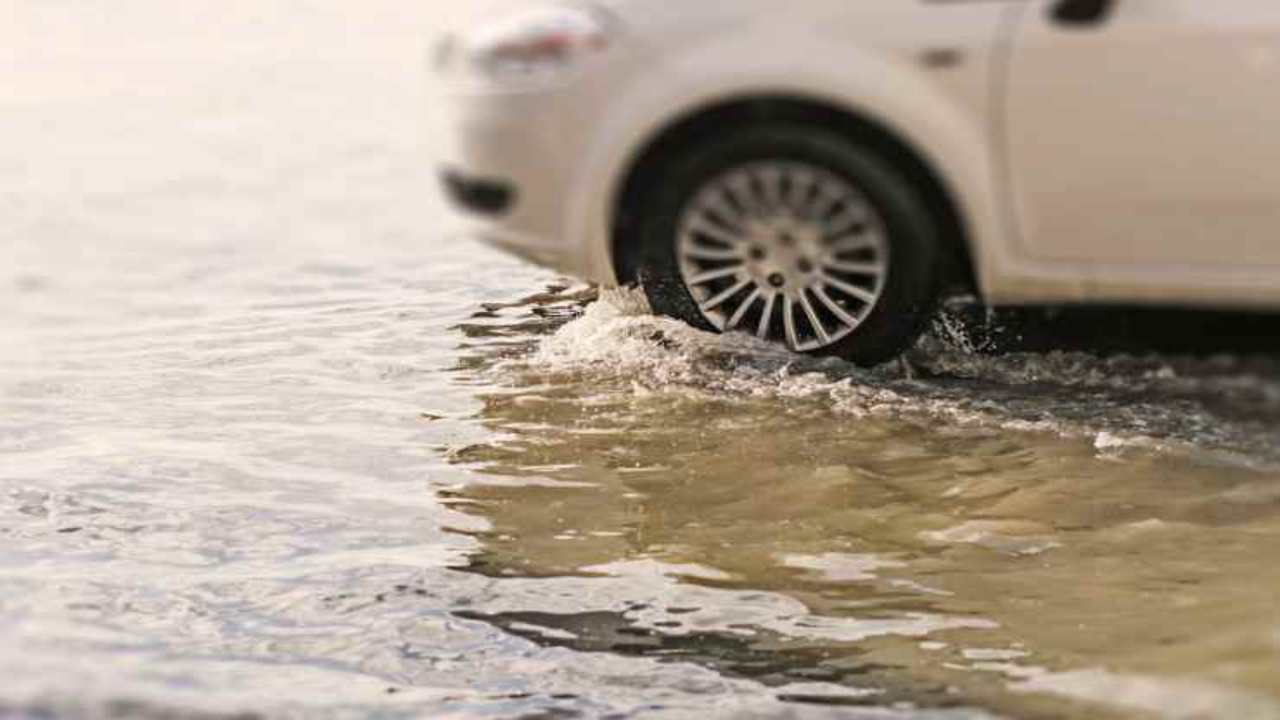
[436,0,1280,365]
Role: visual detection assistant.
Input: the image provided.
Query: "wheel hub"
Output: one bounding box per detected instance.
[742,218,824,293]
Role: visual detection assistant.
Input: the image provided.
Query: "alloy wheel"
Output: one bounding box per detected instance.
[675,161,890,352]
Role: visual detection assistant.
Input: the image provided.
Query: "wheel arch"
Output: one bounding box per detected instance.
[609,95,979,296]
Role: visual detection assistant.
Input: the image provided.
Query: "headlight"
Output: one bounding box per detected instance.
[436,4,618,85]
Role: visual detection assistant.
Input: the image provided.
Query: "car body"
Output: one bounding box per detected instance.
[435,0,1280,362]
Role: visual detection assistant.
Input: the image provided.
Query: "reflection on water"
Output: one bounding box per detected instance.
[443,287,1280,719]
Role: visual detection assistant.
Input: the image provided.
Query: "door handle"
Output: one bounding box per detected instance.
[1052,0,1115,26]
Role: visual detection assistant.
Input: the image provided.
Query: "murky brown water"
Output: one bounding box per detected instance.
[444,288,1280,719]
[3,2,1279,718]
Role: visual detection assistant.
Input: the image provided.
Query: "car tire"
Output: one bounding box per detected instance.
[628,123,946,367]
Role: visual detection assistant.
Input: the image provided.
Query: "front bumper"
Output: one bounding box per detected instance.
[435,74,611,281]
[441,169,516,218]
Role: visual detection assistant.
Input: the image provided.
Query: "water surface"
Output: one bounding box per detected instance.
[3,3,1279,718]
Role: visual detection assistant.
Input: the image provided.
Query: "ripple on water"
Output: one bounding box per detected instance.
[513,289,1280,469]
[438,285,1280,719]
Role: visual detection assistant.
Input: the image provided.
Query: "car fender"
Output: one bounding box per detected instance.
[566,29,1008,297]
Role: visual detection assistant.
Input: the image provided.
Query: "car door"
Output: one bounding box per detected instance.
[1004,0,1280,282]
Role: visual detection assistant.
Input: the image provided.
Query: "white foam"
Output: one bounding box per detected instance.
[514,292,1280,469]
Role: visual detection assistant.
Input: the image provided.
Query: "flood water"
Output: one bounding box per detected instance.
[3,3,1279,719]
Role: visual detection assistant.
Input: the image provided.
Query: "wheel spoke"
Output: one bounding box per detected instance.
[798,293,830,346]
[687,265,744,286]
[726,172,767,219]
[755,293,776,340]
[702,191,748,230]
[699,278,752,313]
[814,286,861,330]
[828,232,879,254]
[823,206,868,237]
[809,177,847,220]
[683,244,740,261]
[687,218,745,247]
[755,166,784,215]
[824,259,885,276]
[726,288,762,330]
[782,296,801,350]
[822,274,879,305]
[785,167,815,215]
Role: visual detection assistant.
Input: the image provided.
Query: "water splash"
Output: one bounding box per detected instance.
[507,288,1280,468]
